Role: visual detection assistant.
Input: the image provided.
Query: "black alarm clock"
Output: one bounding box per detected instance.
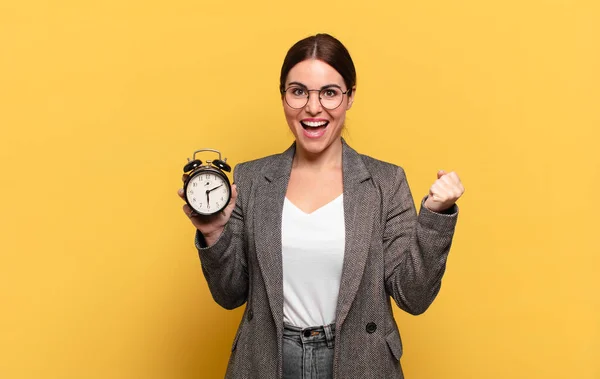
[183,149,232,216]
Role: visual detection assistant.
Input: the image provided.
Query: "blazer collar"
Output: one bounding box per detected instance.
[263,138,371,185]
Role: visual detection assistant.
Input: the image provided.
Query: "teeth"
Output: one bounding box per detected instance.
[302,121,328,127]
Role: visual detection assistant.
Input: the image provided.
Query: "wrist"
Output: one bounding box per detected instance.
[202,227,224,247]
[424,196,453,214]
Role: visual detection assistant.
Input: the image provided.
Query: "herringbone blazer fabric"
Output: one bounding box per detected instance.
[196,140,458,378]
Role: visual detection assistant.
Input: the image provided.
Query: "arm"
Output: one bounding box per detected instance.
[195,164,248,310]
[384,167,459,315]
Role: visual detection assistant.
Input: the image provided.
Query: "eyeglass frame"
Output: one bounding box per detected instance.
[280,84,353,110]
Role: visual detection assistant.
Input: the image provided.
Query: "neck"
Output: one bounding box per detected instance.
[292,138,343,170]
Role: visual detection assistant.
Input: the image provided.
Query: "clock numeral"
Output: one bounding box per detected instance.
[216,202,220,207]
[192,197,196,202]
[190,190,194,195]
[220,197,224,201]
[207,203,210,209]
[193,182,197,187]
[199,202,202,207]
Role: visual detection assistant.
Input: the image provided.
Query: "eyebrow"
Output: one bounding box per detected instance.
[287,81,343,90]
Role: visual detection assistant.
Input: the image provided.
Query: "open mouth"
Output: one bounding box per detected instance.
[301,120,329,130]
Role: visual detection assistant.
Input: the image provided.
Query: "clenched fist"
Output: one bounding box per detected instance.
[423,170,465,213]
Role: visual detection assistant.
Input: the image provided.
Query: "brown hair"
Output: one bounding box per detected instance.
[279,33,356,96]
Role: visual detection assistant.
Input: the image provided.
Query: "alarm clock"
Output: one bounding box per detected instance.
[183,148,232,216]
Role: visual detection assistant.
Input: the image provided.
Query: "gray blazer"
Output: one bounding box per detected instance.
[196,139,458,378]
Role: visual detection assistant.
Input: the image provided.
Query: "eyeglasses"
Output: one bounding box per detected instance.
[282,85,351,110]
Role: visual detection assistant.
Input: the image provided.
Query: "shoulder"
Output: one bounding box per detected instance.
[357,152,408,188]
[342,139,407,185]
[351,149,416,214]
[234,153,281,173]
[232,150,289,184]
[359,153,404,176]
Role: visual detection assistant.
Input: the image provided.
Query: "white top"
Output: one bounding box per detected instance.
[281,194,345,328]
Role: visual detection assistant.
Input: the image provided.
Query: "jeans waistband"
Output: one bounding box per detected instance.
[283,323,335,348]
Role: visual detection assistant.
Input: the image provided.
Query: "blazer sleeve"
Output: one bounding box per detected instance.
[383,167,458,315]
[195,163,248,310]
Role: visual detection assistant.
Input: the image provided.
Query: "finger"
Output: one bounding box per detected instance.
[183,204,206,223]
[439,174,455,187]
[178,188,185,199]
[185,209,209,231]
[182,204,195,218]
[442,171,461,185]
[430,180,455,203]
[450,172,465,194]
[448,172,465,196]
[448,171,464,190]
[429,182,445,201]
[182,173,189,183]
[437,170,447,179]
[434,178,453,195]
[231,184,238,203]
[439,173,465,198]
[447,171,459,181]
[222,184,238,215]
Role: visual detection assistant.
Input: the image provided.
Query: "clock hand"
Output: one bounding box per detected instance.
[207,184,223,193]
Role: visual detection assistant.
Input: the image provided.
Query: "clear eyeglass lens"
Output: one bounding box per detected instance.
[285,87,344,110]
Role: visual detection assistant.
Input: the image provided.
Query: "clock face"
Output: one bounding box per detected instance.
[186,170,231,215]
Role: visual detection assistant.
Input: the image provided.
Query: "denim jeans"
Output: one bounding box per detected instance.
[282,323,336,379]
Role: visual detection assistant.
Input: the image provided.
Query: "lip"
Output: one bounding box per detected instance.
[301,118,328,122]
[300,119,329,139]
[302,126,327,139]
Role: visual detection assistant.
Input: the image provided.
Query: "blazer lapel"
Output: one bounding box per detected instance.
[252,140,376,332]
[253,143,295,333]
[335,139,376,329]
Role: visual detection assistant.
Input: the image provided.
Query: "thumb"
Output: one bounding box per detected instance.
[437,170,447,179]
[225,184,238,211]
[231,184,238,202]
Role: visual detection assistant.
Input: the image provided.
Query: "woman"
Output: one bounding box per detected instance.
[179,33,464,379]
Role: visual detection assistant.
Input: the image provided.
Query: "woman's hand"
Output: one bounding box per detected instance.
[424,170,464,213]
[179,174,238,246]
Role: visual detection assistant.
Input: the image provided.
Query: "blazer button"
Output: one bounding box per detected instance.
[247,309,254,321]
[366,322,377,334]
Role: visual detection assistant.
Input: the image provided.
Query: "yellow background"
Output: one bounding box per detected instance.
[1,0,598,378]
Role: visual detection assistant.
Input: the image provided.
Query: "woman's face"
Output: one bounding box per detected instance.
[282,59,355,157]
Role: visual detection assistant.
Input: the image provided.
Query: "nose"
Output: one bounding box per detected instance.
[305,91,322,114]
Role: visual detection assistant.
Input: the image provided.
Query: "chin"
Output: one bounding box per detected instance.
[296,132,341,155]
